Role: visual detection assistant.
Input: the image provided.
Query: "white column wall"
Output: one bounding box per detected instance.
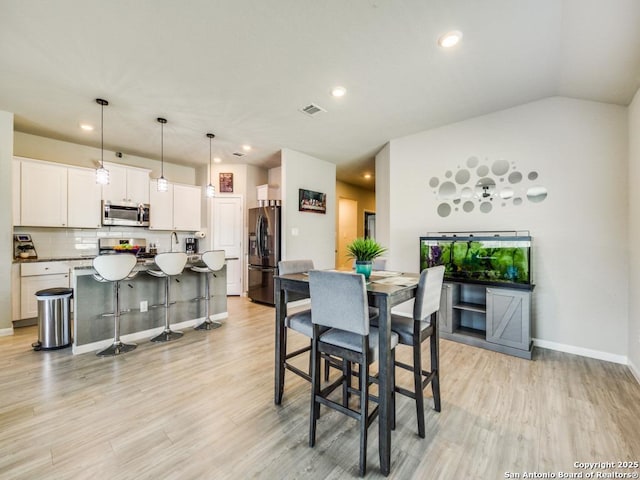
[628,88,640,378]
[0,111,14,334]
[281,148,336,269]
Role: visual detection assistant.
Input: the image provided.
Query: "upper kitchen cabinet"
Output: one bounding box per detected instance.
[149,180,174,230]
[102,162,150,205]
[173,184,201,231]
[67,167,102,228]
[12,157,20,226]
[21,158,68,227]
[149,180,201,231]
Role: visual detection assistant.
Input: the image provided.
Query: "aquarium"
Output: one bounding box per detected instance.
[420,233,532,289]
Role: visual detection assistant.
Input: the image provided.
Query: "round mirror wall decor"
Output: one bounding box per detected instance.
[428,156,547,217]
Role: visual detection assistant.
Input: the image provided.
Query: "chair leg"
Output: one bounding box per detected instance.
[431,332,441,412]
[151,277,183,342]
[359,360,369,477]
[309,338,320,447]
[195,272,222,330]
[391,348,396,431]
[343,360,351,408]
[97,280,137,357]
[414,340,425,438]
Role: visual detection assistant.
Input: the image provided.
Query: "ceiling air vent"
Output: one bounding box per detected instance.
[300,103,326,117]
[232,152,245,157]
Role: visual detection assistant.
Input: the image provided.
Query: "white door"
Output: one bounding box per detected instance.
[212,196,243,295]
[337,198,358,269]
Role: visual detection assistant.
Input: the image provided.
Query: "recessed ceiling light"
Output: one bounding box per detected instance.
[364,173,372,179]
[438,30,463,48]
[331,86,347,98]
[80,123,94,131]
[213,157,222,163]
[242,145,252,152]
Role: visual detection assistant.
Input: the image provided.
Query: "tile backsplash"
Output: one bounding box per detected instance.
[14,226,200,259]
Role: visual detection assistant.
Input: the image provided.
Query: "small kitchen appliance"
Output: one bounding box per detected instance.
[185,237,198,254]
[98,238,154,259]
[14,233,37,259]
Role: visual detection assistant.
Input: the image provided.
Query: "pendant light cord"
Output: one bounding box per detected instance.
[161,121,164,177]
[100,102,104,168]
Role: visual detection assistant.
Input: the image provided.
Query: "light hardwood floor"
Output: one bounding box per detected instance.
[1,297,639,479]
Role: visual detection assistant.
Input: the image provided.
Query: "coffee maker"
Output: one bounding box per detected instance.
[185,237,198,254]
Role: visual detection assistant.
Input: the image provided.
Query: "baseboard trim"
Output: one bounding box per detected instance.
[72,312,228,355]
[533,338,627,365]
[628,358,640,385]
[0,327,14,337]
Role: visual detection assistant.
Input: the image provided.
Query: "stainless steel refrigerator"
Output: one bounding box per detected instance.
[248,206,281,305]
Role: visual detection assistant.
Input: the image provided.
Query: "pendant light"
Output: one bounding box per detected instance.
[205,133,216,197]
[95,98,110,185]
[157,117,168,192]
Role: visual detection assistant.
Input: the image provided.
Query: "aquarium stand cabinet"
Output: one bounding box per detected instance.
[438,282,533,359]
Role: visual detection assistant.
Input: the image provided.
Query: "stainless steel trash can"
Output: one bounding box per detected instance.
[33,287,73,351]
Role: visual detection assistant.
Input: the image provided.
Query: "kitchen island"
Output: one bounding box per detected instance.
[71,260,228,355]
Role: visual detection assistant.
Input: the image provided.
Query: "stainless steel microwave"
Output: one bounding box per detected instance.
[102,202,150,227]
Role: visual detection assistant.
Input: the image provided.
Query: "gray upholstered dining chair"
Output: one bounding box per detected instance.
[277,260,316,386]
[308,270,399,477]
[371,265,445,438]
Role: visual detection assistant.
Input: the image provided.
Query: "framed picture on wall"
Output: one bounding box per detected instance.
[299,188,326,214]
[219,173,233,193]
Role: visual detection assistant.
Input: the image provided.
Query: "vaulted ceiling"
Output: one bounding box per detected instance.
[1,0,639,189]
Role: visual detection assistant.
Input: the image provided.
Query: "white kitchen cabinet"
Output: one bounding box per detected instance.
[67,167,102,228]
[101,162,150,205]
[21,159,68,227]
[20,262,70,319]
[12,158,20,226]
[149,180,174,230]
[149,180,201,231]
[173,184,201,231]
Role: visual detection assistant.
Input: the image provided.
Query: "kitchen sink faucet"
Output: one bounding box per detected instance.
[170,231,178,252]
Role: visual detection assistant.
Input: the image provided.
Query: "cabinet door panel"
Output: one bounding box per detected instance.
[20,273,70,319]
[127,168,150,204]
[100,163,127,204]
[68,167,102,228]
[173,184,201,231]
[486,287,531,350]
[148,180,174,230]
[21,161,67,227]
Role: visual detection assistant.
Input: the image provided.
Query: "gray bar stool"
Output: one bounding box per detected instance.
[191,250,226,330]
[92,253,138,356]
[147,252,188,342]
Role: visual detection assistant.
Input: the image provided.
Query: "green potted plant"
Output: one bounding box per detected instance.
[346,237,387,279]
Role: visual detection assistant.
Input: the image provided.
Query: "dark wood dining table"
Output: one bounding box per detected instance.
[274,270,420,476]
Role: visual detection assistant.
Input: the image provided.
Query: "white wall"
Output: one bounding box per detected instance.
[15,132,195,185]
[380,97,628,361]
[375,143,391,264]
[281,148,336,269]
[0,111,14,334]
[628,89,640,378]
